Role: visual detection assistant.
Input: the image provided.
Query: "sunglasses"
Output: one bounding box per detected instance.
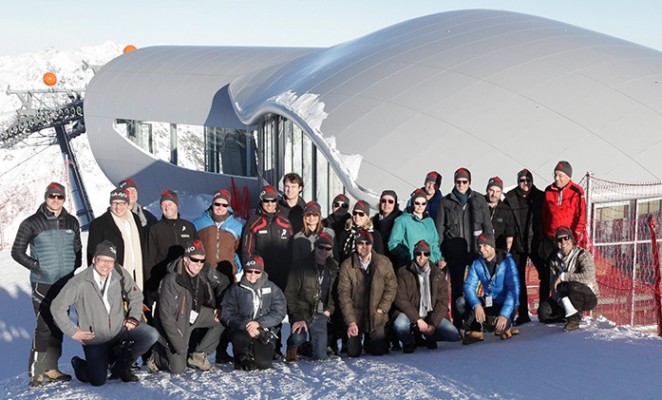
[245,270,262,275]
[189,257,205,264]
[353,211,366,217]
[48,194,65,200]
[357,241,372,246]
[414,201,427,206]
[519,179,532,183]
[414,251,430,257]
[333,202,348,208]
[262,199,277,203]
[317,245,333,251]
[556,236,572,243]
[213,202,229,208]
[380,198,395,204]
[455,180,469,185]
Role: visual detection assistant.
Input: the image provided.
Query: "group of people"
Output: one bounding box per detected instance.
[11,162,599,388]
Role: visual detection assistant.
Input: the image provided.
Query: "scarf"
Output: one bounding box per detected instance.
[452,188,469,205]
[415,263,433,317]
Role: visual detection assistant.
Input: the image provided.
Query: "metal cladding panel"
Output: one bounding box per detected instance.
[227,9,662,196]
[86,9,662,204]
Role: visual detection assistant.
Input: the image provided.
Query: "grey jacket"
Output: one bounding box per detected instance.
[51,264,143,344]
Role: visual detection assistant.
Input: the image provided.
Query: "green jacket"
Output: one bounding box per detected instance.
[388,212,442,266]
[285,252,339,324]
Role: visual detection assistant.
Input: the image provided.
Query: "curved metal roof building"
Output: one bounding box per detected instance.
[85,9,662,206]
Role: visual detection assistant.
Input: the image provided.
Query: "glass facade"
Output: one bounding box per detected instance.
[114,119,257,177]
[257,113,347,216]
[114,114,348,215]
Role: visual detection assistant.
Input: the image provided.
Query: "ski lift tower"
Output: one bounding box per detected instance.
[1,72,94,230]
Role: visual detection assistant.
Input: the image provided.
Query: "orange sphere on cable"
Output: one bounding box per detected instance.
[123,44,137,54]
[43,72,57,87]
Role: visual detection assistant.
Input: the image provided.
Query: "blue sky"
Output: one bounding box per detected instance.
[2,0,661,55]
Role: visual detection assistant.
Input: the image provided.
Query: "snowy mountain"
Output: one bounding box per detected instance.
[1,43,661,400]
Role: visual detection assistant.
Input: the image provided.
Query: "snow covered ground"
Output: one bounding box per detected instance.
[1,42,661,400]
[1,246,661,400]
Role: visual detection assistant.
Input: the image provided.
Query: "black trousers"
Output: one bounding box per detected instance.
[511,249,547,318]
[346,326,388,358]
[29,282,65,377]
[538,281,598,322]
[231,329,274,370]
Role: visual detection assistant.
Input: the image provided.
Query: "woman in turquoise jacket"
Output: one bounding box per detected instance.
[388,189,442,269]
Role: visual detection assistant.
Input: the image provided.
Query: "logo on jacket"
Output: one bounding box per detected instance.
[281,229,287,239]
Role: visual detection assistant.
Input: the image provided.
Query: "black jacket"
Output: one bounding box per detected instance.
[487,200,516,252]
[156,257,229,354]
[504,186,543,254]
[145,216,197,296]
[278,197,306,234]
[87,210,146,267]
[241,209,293,290]
[436,189,493,257]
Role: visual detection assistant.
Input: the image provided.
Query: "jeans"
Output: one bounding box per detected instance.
[75,324,159,386]
[393,313,460,345]
[287,314,328,359]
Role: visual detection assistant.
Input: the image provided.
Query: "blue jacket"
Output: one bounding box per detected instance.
[220,272,287,331]
[193,207,244,272]
[11,204,82,285]
[464,251,520,318]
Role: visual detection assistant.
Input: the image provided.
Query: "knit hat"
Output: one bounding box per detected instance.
[554,161,573,178]
[332,194,350,207]
[486,176,503,191]
[353,200,370,215]
[109,188,129,203]
[413,240,431,254]
[517,169,533,183]
[94,240,118,261]
[45,182,65,198]
[304,201,321,215]
[316,232,334,248]
[410,188,427,202]
[555,226,574,240]
[454,167,471,182]
[356,229,373,244]
[244,255,265,272]
[380,190,398,203]
[118,178,137,190]
[185,239,206,258]
[212,189,231,204]
[259,185,278,201]
[477,233,495,248]
[160,189,179,207]
[424,171,442,188]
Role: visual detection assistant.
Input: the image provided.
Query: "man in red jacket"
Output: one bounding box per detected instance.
[541,161,586,300]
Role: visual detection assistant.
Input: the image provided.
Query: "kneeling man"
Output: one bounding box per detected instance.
[52,241,159,386]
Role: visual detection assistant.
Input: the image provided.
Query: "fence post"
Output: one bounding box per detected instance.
[647,215,662,337]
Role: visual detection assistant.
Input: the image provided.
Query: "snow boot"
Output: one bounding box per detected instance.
[564,313,581,332]
[188,352,213,371]
[462,331,484,345]
[44,369,72,383]
[285,347,298,363]
[109,339,139,382]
